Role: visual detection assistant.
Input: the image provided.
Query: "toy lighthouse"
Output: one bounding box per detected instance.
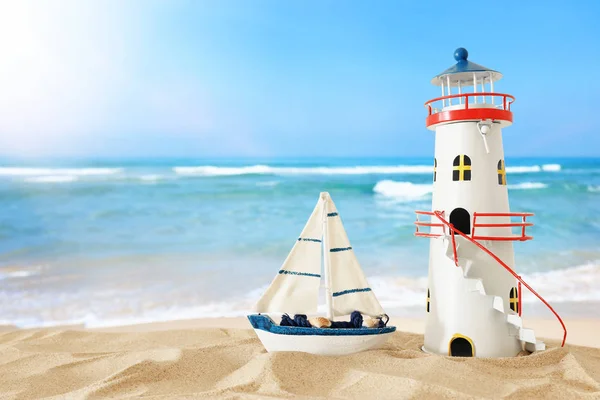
[414,48,566,357]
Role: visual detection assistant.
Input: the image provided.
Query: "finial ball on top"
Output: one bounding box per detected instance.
[454,47,468,61]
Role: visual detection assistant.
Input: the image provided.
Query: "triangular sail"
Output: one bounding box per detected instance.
[253,196,324,315]
[325,195,385,318]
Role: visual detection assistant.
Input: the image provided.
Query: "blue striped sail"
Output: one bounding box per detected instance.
[325,196,385,318]
[253,195,325,315]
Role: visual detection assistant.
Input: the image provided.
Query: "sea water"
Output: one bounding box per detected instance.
[0,157,599,328]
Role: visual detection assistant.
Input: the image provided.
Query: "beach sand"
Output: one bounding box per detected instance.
[1,317,599,399]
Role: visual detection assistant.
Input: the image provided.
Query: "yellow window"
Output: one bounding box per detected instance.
[452,155,471,181]
[509,287,519,313]
[498,160,507,185]
[426,289,430,312]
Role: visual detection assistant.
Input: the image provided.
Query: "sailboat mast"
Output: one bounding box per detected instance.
[322,196,334,320]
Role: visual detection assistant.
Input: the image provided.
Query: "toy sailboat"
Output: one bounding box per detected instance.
[247,192,396,356]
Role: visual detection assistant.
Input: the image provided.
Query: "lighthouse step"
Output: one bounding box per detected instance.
[525,340,546,352]
[507,314,523,328]
[519,328,537,344]
[442,236,474,275]
[492,296,504,313]
[465,278,486,295]
[442,236,490,277]
[462,259,474,277]
[443,235,459,262]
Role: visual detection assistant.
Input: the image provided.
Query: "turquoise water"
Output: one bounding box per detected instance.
[1,157,599,327]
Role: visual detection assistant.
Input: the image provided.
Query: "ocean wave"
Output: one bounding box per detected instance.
[373,180,433,202]
[349,262,600,311]
[174,165,434,176]
[0,163,568,180]
[173,164,567,177]
[83,261,600,324]
[24,175,79,183]
[588,185,600,192]
[505,164,561,173]
[139,174,163,182]
[174,165,272,176]
[256,181,279,187]
[0,286,264,329]
[0,167,123,176]
[563,168,600,174]
[541,163,561,172]
[0,265,43,280]
[520,261,600,303]
[15,172,168,184]
[3,262,599,328]
[507,182,548,190]
[346,262,600,312]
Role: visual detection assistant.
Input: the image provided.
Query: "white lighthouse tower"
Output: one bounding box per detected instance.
[415,48,566,357]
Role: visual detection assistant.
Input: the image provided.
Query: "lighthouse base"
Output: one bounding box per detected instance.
[422,338,546,358]
[422,329,528,358]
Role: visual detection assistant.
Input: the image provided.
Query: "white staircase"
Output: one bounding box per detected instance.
[441,235,546,353]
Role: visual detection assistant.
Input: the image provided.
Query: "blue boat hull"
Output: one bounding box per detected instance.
[247,314,396,336]
[248,314,396,354]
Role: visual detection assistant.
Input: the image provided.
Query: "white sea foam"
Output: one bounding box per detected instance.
[173,164,565,177]
[0,167,122,176]
[174,165,434,176]
[0,266,43,280]
[24,175,79,183]
[588,185,600,193]
[505,166,541,173]
[0,270,37,279]
[174,165,272,176]
[520,261,600,303]
[505,164,562,173]
[256,181,279,187]
[0,164,565,180]
[2,286,265,329]
[542,164,561,172]
[349,261,600,311]
[507,182,548,190]
[77,262,600,327]
[373,180,433,201]
[4,262,599,328]
[140,174,163,182]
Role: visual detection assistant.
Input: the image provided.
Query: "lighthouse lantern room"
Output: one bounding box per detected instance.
[414,48,567,358]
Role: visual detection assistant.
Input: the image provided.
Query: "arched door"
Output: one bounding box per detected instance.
[449,335,474,357]
[450,208,471,235]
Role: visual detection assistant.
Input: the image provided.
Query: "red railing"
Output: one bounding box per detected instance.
[415,211,459,265]
[419,210,567,347]
[472,212,534,241]
[415,210,445,237]
[415,211,534,242]
[425,92,515,116]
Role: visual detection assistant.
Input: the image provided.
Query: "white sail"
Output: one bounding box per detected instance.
[253,196,324,315]
[325,195,385,318]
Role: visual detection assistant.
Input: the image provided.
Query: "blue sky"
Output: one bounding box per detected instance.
[0,0,598,157]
